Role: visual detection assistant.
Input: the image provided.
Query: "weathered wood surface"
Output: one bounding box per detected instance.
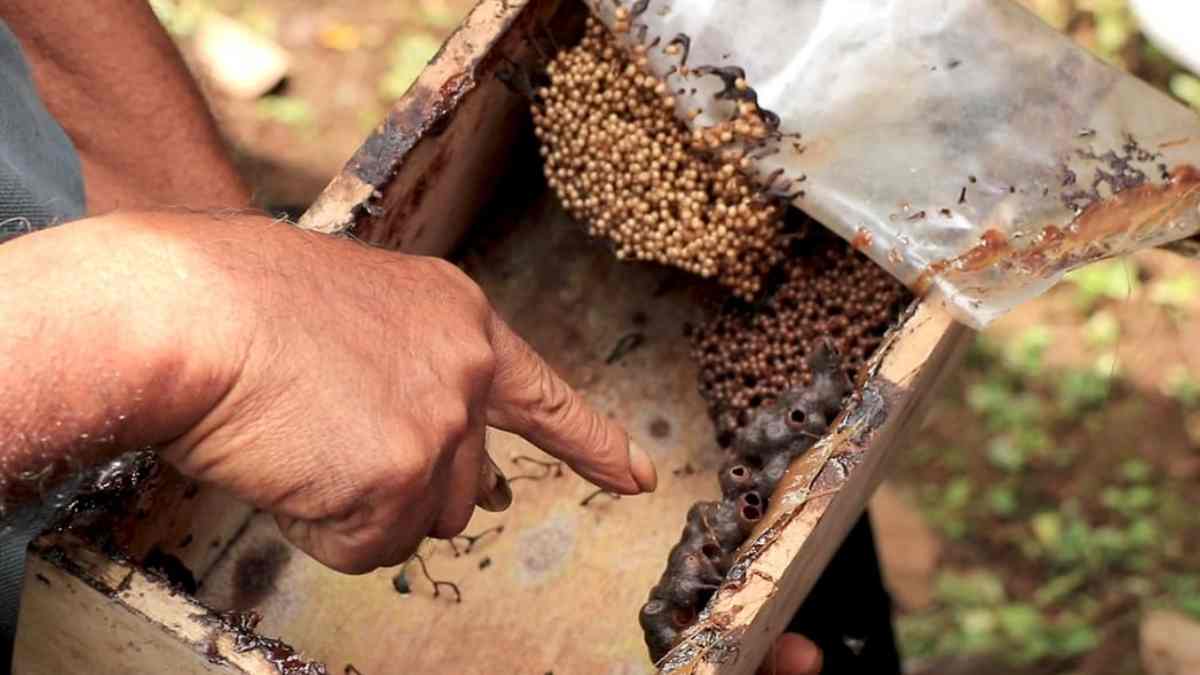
[14,534,323,675]
[660,303,973,674]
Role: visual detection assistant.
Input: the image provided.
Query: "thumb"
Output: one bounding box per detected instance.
[483,312,657,494]
[759,633,823,675]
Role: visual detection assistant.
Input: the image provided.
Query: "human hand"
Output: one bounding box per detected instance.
[759,633,823,675]
[131,212,657,573]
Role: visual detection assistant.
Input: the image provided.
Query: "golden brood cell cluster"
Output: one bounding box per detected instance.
[693,229,913,441]
[531,17,787,299]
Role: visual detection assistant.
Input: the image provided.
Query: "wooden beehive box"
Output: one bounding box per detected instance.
[12,1,972,673]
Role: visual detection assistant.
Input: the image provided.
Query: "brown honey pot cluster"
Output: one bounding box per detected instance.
[639,344,852,663]
[531,17,787,299]
[693,229,913,442]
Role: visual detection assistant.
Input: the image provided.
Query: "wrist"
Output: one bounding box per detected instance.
[0,213,258,496]
[102,212,265,445]
[42,213,257,449]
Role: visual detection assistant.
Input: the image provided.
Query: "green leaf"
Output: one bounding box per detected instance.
[1094,9,1135,55]
[1165,367,1200,408]
[987,485,1020,516]
[987,437,1028,473]
[1120,458,1153,483]
[1126,485,1157,509]
[1032,512,1063,550]
[1171,72,1200,110]
[1056,368,1113,416]
[1003,326,1052,377]
[1049,620,1099,656]
[380,34,443,100]
[1083,310,1121,349]
[1164,576,1200,619]
[997,603,1044,641]
[1127,518,1160,547]
[255,96,315,127]
[1094,526,1128,557]
[943,477,973,510]
[1065,259,1139,310]
[419,0,463,30]
[1150,275,1200,309]
[896,614,943,660]
[936,570,1007,606]
[1034,571,1087,607]
[956,608,1000,653]
[968,381,1042,432]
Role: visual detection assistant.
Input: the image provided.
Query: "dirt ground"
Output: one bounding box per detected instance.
[158,1,1200,673]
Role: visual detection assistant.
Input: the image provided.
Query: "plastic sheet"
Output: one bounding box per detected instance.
[582,0,1200,327]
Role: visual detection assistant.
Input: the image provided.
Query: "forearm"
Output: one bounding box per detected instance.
[0,214,248,503]
[0,1,250,213]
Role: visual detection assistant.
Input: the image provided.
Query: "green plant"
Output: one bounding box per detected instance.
[936,569,1008,606]
[1170,73,1200,111]
[1101,485,1157,517]
[987,484,1020,517]
[1003,325,1052,377]
[1120,458,1153,483]
[1150,274,1200,310]
[1083,310,1120,349]
[419,0,463,30]
[1034,571,1088,607]
[1055,366,1113,416]
[1164,575,1200,619]
[923,477,974,539]
[380,34,442,100]
[255,96,315,127]
[968,379,1043,432]
[1065,259,1139,311]
[1164,367,1200,408]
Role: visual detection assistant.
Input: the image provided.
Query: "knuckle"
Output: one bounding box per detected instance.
[385,444,437,492]
[284,521,377,575]
[581,411,622,469]
[429,258,482,296]
[432,400,472,451]
[536,373,577,427]
[456,339,497,386]
[437,261,493,319]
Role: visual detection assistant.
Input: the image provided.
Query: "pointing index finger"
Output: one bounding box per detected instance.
[483,313,657,495]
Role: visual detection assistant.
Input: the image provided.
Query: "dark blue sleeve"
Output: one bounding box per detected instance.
[0,16,91,669]
[0,17,87,242]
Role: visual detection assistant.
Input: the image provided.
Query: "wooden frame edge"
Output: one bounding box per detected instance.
[661,301,974,674]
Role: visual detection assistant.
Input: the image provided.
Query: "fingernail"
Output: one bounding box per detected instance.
[628,440,658,493]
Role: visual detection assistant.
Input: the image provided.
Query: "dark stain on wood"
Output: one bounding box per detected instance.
[232,540,292,610]
[144,546,198,595]
[649,417,672,439]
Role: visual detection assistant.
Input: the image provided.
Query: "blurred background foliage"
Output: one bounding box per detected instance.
[150,0,1200,673]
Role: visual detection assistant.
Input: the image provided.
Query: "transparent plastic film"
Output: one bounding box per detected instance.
[582,0,1200,328]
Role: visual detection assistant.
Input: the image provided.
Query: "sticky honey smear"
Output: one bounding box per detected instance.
[531,17,788,300]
